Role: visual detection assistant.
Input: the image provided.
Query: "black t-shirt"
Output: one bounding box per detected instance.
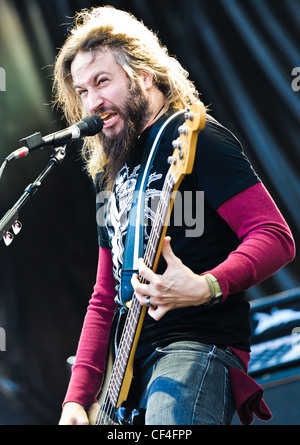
[96,112,260,356]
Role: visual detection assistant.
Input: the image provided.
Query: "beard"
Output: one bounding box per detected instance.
[99,83,151,189]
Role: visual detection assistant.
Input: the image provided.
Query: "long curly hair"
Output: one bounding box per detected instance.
[53,6,199,181]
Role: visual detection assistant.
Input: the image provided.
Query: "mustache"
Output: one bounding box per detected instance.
[93,105,123,120]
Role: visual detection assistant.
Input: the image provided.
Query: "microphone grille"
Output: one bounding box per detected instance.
[81,115,103,136]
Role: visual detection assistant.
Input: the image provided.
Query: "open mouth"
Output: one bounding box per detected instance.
[100,112,118,127]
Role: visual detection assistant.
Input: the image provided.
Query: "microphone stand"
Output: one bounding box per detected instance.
[0,145,67,246]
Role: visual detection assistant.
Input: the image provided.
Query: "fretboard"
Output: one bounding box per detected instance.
[106,171,175,406]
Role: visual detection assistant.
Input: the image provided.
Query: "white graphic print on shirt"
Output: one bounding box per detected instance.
[105,163,162,303]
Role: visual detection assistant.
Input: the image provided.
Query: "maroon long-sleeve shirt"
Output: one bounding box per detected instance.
[63,182,295,423]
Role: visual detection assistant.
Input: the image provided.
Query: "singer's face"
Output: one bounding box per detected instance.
[71,49,149,137]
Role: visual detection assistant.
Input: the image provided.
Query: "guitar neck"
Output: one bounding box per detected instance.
[105,171,176,409]
[144,172,175,270]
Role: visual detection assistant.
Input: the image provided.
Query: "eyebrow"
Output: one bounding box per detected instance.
[73,71,111,90]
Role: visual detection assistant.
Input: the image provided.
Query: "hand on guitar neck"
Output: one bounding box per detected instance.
[131,237,211,321]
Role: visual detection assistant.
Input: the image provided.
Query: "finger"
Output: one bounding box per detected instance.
[135,293,149,306]
[131,273,140,287]
[131,273,149,297]
[161,236,177,265]
[88,402,100,425]
[138,258,157,283]
[148,304,168,321]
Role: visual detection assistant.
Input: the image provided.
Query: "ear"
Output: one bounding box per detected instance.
[139,69,153,91]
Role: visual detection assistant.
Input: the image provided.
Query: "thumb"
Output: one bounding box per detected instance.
[161,236,177,264]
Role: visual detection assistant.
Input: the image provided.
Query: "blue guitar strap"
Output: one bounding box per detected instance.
[119,110,186,308]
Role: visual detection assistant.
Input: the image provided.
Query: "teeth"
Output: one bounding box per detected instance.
[104,116,115,124]
[100,113,116,125]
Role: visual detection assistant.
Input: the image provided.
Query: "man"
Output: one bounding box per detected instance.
[54,6,295,425]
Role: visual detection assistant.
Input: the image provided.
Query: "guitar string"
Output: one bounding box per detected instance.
[96,110,200,424]
[96,130,176,422]
[97,119,189,423]
[97,174,174,424]
[97,123,187,421]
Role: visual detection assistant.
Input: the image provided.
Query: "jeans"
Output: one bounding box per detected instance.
[129,341,246,425]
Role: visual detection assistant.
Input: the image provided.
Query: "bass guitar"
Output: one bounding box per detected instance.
[96,101,206,425]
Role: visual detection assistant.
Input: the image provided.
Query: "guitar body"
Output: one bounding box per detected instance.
[96,102,206,425]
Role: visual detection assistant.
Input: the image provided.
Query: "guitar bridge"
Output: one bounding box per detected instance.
[117,404,146,425]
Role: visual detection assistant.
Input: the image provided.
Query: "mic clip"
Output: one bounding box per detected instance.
[19,132,44,151]
[51,146,67,165]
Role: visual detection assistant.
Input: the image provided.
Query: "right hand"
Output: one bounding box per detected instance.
[59,401,99,425]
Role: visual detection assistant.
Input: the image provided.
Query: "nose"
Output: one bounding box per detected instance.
[86,87,104,115]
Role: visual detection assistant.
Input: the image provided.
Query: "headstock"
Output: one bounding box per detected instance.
[168,101,206,184]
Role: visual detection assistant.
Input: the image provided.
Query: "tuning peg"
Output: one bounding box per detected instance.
[184,111,194,121]
[3,232,14,246]
[12,220,22,235]
[178,125,188,136]
[172,140,183,150]
[168,156,177,165]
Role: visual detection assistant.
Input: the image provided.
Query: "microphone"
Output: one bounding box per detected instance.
[5,115,103,163]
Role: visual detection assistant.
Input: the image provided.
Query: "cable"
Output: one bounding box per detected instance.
[0,160,7,180]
